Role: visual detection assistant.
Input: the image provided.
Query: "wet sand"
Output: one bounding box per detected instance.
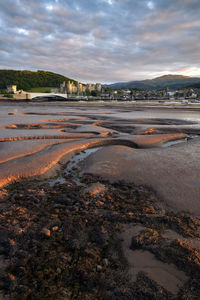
[0,102,200,298]
[82,141,200,214]
[1,102,199,211]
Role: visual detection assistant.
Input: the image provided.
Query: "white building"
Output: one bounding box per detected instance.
[7,85,17,93]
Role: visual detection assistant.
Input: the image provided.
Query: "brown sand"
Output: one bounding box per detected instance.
[82,142,200,214]
[120,224,188,294]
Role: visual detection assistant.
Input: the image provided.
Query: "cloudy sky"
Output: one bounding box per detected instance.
[0,0,200,83]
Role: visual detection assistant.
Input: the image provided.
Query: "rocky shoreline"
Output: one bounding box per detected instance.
[0,103,200,299]
[0,155,200,299]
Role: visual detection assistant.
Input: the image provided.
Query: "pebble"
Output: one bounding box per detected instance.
[67,256,72,263]
[103,258,109,266]
[9,274,16,281]
[52,226,59,231]
[41,228,51,237]
[96,265,103,271]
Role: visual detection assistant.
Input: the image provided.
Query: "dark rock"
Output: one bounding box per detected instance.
[41,228,51,237]
[89,227,109,246]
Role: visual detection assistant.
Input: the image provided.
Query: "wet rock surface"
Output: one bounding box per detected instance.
[0,170,200,299]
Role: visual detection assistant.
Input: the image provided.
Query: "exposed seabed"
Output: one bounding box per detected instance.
[0,102,200,299]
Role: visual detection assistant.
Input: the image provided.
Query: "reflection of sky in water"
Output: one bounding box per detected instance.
[113,110,200,125]
[0,104,200,141]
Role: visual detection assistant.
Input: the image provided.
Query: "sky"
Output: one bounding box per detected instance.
[0,0,200,83]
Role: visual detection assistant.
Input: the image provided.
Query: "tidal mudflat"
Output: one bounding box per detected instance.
[0,102,200,299]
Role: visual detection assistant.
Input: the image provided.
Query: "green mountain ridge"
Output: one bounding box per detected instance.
[106,74,200,90]
[0,69,78,91]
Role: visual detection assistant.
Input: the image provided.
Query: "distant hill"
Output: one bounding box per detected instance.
[106,75,200,90]
[0,70,77,91]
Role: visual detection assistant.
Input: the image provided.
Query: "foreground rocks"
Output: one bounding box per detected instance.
[0,174,200,299]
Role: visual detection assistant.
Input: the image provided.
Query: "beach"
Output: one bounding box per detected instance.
[0,101,200,299]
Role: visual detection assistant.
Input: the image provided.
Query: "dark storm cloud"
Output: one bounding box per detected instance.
[0,0,200,82]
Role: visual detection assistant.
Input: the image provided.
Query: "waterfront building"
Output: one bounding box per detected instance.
[66,81,78,94]
[96,83,102,92]
[60,81,76,94]
[66,81,72,94]
[60,81,102,95]
[7,85,17,93]
[60,81,67,93]
[77,82,83,93]
[86,84,93,92]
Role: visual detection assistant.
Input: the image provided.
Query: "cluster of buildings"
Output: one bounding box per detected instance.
[52,81,102,95]
[5,84,200,102]
[173,88,200,100]
[105,88,200,101]
[6,85,31,100]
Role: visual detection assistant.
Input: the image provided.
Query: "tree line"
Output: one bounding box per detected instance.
[0,70,76,91]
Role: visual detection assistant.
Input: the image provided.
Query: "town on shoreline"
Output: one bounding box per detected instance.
[2,81,200,103]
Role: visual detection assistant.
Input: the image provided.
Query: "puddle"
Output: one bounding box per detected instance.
[163,134,199,148]
[163,138,187,147]
[121,224,188,294]
[127,250,188,294]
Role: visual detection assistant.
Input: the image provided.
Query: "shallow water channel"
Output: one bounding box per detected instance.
[50,147,101,187]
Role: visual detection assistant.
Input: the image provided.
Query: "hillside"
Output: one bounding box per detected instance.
[0,70,77,91]
[107,74,200,90]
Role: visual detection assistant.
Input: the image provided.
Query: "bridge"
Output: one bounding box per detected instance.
[29,93,68,100]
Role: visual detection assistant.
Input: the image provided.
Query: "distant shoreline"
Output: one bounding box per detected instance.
[1,98,200,109]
